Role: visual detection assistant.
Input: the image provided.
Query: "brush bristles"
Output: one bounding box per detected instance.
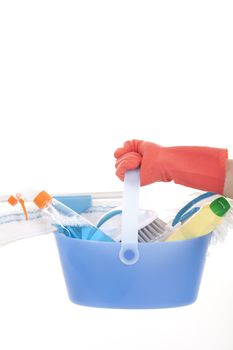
[138,218,168,243]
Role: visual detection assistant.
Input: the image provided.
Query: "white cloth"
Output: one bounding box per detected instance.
[0,202,54,246]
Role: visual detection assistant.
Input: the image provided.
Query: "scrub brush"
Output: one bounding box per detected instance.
[95,206,170,243]
[138,216,169,242]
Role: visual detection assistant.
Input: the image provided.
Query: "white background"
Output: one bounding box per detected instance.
[0,1,233,349]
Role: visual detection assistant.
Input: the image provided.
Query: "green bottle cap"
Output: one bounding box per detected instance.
[210,197,231,217]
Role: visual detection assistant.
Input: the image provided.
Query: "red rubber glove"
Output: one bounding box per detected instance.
[114,140,228,194]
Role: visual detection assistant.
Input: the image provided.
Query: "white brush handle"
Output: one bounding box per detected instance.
[119,169,140,265]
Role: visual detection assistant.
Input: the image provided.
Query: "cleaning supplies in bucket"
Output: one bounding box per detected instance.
[165,196,231,242]
[32,191,113,242]
[93,190,232,243]
[1,187,232,246]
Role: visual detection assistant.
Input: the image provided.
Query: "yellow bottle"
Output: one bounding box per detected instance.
[166,197,231,242]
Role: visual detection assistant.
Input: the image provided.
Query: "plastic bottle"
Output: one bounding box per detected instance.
[32,191,113,242]
[166,196,231,242]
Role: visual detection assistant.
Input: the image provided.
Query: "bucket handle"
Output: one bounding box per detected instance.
[119,169,140,265]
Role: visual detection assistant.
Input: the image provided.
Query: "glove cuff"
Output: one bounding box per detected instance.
[163,146,228,194]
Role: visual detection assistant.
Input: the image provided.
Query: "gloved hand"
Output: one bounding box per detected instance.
[114,140,228,194]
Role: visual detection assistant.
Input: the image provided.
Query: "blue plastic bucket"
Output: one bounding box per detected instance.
[54,170,212,309]
[55,232,211,309]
